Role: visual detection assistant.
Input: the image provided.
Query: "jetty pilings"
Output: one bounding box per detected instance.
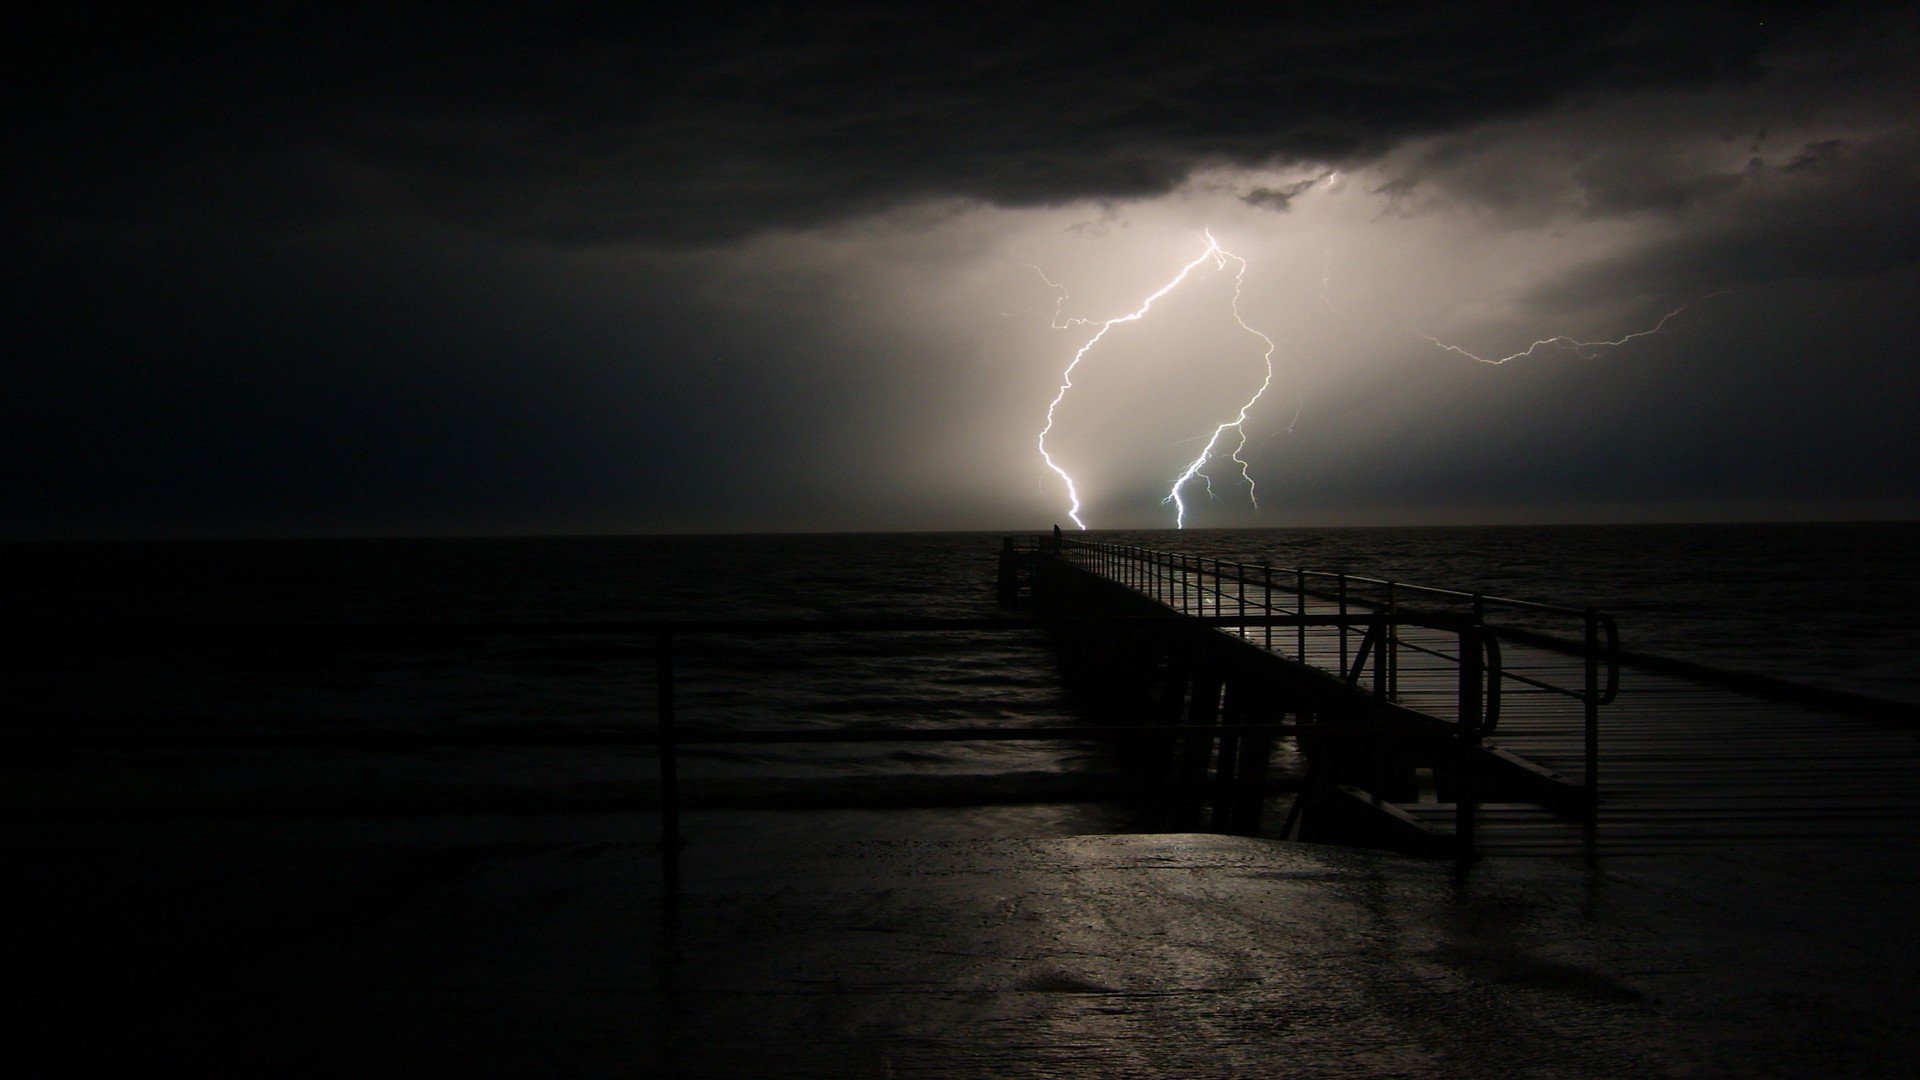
[1000,534,1522,857]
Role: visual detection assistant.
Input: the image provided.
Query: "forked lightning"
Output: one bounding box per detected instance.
[1034,231,1277,530]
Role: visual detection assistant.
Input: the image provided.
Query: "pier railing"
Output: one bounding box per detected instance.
[15,615,1422,862]
[1049,535,1619,803]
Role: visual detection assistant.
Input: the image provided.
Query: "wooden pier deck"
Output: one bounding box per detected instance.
[1401,658,1920,855]
[1029,535,1920,857]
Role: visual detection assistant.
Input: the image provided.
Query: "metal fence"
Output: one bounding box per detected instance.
[1049,534,1619,802]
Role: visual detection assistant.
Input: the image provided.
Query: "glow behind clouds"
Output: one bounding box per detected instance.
[1033,230,1281,531]
[697,113,1913,530]
[6,4,1916,536]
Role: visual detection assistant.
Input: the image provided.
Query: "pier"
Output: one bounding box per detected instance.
[1002,530,1920,857]
[12,531,1920,1075]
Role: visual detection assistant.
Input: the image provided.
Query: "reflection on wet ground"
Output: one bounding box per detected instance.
[11,812,1920,1077]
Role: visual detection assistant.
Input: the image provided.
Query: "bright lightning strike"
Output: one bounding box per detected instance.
[1321,251,1725,365]
[1034,231,1278,530]
[1162,242,1277,529]
[1418,300,1711,364]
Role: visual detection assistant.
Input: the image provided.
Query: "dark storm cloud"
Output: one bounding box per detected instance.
[1530,131,1920,303]
[1241,178,1323,213]
[1354,4,1918,299]
[12,1,1835,249]
[0,234,738,535]
[7,1,1915,538]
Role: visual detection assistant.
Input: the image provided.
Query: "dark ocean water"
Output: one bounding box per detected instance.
[5,523,1915,833]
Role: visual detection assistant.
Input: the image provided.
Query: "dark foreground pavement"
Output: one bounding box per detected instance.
[11,813,1920,1077]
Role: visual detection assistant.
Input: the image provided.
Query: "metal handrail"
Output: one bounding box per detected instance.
[1053,535,1613,699]
[1052,533,1603,815]
[1474,626,1503,736]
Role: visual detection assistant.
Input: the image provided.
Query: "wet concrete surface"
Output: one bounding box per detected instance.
[11,816,1920,1077]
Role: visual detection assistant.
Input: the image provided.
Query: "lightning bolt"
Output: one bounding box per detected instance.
[1162,240,1277,529]
[1418,299,1717,364]
[1033,231,1279,530]
[1321,251,1726,364]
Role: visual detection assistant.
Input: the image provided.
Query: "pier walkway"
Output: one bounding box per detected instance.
[1022,534,1920,857]
[12,535,1920,1074]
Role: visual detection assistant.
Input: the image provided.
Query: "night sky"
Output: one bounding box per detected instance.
[10,2,1917,538]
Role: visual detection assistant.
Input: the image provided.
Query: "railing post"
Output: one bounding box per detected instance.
[1337,572,1349,676]
[1385,582,1399,700]
[1236,562,1247,639]
[1456,623,1483,860]
[1371,613,1387,701]
[1210,682,1241,832]
[1584,609,1601,832]
[656,627,684,881]
[1260,561,1273,649]
[1295,567,1307,661]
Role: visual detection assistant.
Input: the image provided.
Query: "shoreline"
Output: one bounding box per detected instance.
[13,814,1919,1076]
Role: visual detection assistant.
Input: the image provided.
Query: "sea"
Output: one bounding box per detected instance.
[6,522,1916,843]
